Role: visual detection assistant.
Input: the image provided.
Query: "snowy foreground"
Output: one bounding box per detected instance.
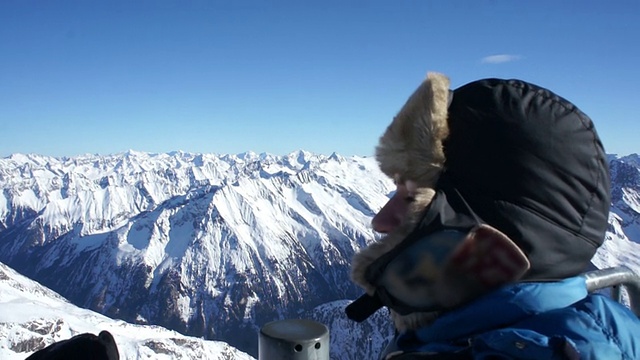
[0,262,254,360]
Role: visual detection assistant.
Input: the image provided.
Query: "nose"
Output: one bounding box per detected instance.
[372,193,407,234]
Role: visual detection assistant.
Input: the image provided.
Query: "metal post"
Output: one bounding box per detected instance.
[582,266,640,317]
[259,319,330,360]
[611,285,622,303]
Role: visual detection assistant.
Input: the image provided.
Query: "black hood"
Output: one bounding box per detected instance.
[441,78,611,280]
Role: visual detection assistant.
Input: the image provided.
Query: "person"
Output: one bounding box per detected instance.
[346,73,640,359]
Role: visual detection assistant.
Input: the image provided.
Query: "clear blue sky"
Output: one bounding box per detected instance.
[1,1,639,158]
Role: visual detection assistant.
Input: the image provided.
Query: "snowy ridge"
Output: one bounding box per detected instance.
[0,150,639,359]
[593,154,640,274]
[0,262,254,360]
[0,150,392,357]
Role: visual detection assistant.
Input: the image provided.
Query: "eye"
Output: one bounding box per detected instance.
[393,173,402,185]
[404,196,415,203]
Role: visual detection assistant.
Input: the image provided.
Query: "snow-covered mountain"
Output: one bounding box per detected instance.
[0,261,254,359]
[0,150,394,358]
[0,150,638,359]
[593,154,640,272]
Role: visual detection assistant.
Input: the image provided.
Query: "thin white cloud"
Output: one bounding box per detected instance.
[481,54,522,64]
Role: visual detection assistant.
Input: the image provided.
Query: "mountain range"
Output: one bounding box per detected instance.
[1,150,638,359]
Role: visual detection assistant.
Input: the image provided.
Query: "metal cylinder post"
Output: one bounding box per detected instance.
[583,266,640,317]
[259,319,330,360]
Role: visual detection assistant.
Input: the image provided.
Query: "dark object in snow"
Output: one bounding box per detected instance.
[25,330,119,360]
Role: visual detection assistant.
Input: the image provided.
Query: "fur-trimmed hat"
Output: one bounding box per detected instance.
[348,74,611,331]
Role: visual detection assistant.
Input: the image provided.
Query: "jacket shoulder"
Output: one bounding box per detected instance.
[512,294,640,359]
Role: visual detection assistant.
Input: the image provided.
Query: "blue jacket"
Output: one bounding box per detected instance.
[382,277,640,359]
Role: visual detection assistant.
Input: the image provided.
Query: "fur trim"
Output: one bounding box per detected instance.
[390,310,440,332]
[375,72,450,187]
[351,72,450,330]
[351,72,450,297]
